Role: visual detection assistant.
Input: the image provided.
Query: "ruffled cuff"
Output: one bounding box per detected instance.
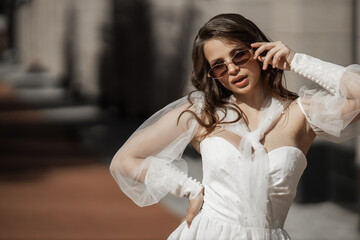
[144,157,203,200]
[291,53,346,95]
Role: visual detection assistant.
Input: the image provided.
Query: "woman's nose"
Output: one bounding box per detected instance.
[227,62,239,75]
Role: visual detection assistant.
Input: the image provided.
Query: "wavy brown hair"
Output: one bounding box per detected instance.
[179,13,297,138]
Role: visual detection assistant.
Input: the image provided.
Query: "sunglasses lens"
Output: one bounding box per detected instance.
[209,64,227,79]
[208,50,252,79]
[232,50,251,65]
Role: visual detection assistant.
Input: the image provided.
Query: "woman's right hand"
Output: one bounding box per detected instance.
[185,188,204,228]
[251,41,295,71]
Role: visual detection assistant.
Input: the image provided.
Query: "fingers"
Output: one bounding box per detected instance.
[251,42,277,60]
[185,189,204,228]
[185,208,198,227]
[251,41,293,70]
[185,200,202,227]
[272,48,286,68]
[262,46,282,70]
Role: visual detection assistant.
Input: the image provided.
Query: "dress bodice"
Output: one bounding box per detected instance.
[200,137,307,228]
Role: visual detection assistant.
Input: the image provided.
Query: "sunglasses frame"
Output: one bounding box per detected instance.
[207,48,254,80]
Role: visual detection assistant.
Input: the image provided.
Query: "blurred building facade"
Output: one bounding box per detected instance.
[5,0,360,227]
[12,0,360,113]
[15,0,110,100]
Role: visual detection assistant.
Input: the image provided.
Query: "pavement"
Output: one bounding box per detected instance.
[0,64,180,240]
[0,62,359,240]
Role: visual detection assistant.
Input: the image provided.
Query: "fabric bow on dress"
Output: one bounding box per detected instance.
[221,96,286,238]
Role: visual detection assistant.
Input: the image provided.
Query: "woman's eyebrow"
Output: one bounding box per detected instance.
[230,46,247,56]
[209,57,223,66]
[209,46,248,65]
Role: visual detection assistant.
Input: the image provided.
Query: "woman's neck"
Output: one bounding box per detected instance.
[232,82,270,130]
[233,83,269,111]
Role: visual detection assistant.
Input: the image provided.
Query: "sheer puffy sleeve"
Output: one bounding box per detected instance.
[292,53,360,142]
[109,92,204,207]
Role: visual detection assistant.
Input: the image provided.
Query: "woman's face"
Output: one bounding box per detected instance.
[203,39,262,97]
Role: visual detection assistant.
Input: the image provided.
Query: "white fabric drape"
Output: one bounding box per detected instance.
[293,54,360,142]
[110,92,204,207]
[219,96,287,238]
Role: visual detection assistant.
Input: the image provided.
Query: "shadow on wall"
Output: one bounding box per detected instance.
[97,0,152,119]
[98,0,196,119]
[62,3,80,101]
[97,0,153,119]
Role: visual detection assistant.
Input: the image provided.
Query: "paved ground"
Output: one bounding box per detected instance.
[0,75,180,240]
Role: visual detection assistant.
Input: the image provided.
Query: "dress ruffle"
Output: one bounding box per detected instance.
[169,205,291,240]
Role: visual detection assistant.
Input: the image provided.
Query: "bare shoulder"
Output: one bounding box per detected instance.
[287,99,305,121]
[286,99,316,152]
[287,99,314,135]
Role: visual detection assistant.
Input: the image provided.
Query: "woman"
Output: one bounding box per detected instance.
[110,13,360,239]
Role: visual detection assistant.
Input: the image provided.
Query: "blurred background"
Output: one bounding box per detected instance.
[0,0,359,239]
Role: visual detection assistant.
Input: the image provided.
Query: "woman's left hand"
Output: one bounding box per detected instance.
[251,41,295,71]
[184,188,204,228]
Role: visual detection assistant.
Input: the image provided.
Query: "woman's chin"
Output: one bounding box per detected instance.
[231,84,252,95]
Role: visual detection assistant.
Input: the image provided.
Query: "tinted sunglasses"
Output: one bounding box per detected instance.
[207,49,254,79]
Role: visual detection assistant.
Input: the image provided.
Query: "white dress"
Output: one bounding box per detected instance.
[110,53,360,239]
[169,138,306,240]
